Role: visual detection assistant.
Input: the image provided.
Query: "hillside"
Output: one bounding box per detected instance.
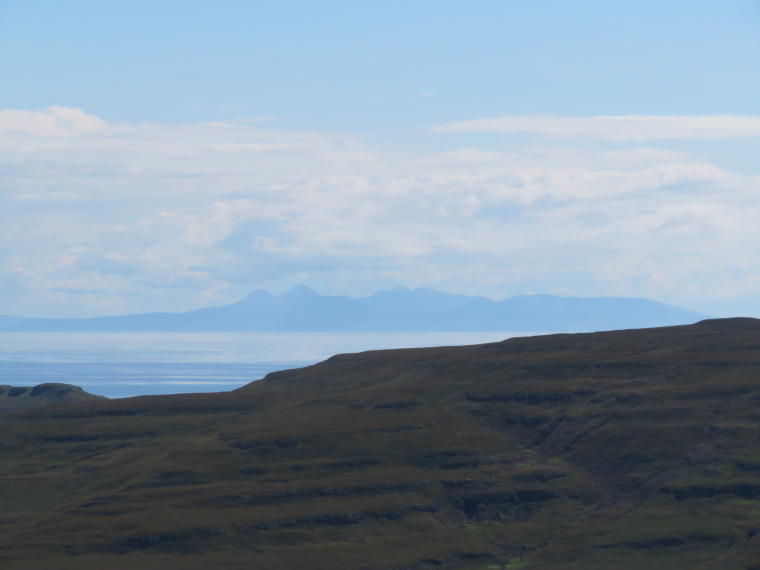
[0,383,106,414]
[1,319,760,568]
[0,286,708,332]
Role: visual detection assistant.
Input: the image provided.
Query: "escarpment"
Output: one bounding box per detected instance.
[2,318,760,569]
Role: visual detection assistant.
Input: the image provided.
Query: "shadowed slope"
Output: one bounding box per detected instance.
[1,319,760,568]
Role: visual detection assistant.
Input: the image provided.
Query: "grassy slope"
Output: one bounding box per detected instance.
[0,384,106,414]
[1,318,760,568]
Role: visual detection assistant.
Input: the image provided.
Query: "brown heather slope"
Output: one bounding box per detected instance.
[2,318,760,568]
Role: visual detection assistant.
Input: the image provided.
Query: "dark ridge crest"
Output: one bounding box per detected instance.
[693,316,760,330]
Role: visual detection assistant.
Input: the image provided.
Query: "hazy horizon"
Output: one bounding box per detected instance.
[0,330,530,398]
[0,284,712,321]
[2,1,759,319]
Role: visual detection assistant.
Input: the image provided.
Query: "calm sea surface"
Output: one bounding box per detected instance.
[0,332,540,399]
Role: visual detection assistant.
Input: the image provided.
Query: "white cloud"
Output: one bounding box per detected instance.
[0,105,111,137]
[435,115,760,141]
[12,192,83,201]
[2,107,760,317]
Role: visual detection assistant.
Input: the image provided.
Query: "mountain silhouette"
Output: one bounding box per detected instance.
[0,286,709,332]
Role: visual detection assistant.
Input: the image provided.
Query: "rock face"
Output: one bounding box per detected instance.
[2,318,760,569]
[0,383,107,414]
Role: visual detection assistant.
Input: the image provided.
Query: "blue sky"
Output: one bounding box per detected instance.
[1,0,760,318]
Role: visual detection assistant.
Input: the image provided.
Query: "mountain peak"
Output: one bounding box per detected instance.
[231,288,274,307]
[281,284,320,298]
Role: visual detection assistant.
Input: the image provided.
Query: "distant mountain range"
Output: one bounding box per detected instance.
[0,286,709,332]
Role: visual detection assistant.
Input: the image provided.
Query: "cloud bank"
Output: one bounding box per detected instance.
[436,115,760,141]
[1,107,759,318]
[0,105,112,137]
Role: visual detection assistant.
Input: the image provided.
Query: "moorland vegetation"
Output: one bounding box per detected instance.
[1,318,760,568]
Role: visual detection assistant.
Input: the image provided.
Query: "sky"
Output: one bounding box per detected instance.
[1,0,760,319]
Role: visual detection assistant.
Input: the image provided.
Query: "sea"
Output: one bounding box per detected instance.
[0,332,540,399]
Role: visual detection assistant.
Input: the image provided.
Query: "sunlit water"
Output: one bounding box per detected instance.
[0,332,542,399]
